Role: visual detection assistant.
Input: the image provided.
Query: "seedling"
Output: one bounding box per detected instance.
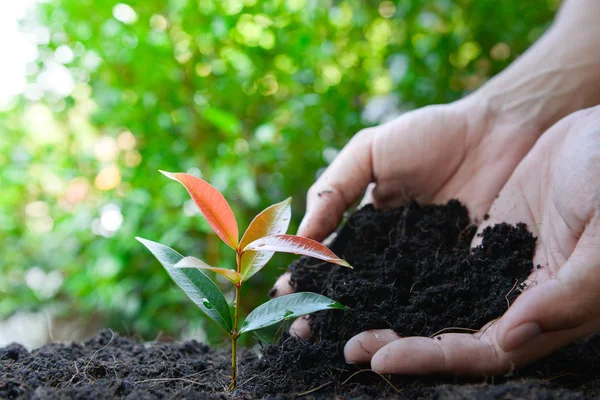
[136,171,351,390]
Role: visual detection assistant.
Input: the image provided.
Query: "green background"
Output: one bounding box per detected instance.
[0,0,557,344]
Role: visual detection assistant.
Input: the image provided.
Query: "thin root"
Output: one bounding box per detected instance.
[429,327,479,338]
[342,368,402,394]
[134,377,207,386]
[297,381,333,396]
[83,329,116,376]
[505,279,519,309]
[66,329,115,387]
[545,372,580,382]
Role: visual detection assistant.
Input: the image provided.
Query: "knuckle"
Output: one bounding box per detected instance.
[350,127,378,147]
[355,127,375,138]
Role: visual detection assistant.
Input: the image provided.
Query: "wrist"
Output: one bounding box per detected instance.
[468,21,600,135]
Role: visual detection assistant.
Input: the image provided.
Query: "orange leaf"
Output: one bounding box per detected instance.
[243,234,352,268]
[160,171,239,249]
[239,198,292,281]
[174,256,242,285]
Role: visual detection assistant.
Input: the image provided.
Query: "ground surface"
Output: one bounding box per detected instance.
[2,201,599,399]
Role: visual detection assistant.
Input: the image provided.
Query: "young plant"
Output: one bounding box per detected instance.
[136,171,351,390]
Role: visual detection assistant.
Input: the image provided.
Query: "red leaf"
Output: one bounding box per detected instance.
[160,171,239,249]
[239,198,291,281]
[243,234,351,268]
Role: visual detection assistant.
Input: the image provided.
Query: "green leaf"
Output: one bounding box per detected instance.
[239,292,344,333]
[136,237,233,333]
[201,106,242,137]
[252,322,286,344]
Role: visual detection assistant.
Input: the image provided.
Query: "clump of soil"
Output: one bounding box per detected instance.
[2,201,599,399]
[290,200,535,341]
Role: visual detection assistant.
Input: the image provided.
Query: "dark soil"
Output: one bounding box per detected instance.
[2,201,600,399]
[290,200,534,341]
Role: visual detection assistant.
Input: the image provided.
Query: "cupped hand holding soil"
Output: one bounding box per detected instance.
[272,84,549,334]
[274,0,600,374]
[345,106,600,375]
[278,89,544,340]
[275,106,600,376]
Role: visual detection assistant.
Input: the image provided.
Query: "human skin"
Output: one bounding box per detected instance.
[273,0,600,374]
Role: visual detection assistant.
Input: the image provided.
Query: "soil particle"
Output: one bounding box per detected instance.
[2,201,599,399]
[317,190,334,197]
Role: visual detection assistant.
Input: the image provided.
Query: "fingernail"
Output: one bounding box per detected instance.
[345,353,357,364]
[502,322,541,352]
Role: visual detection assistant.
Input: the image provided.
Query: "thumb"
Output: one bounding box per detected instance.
[298,129,375,241]
[496,237,600,352]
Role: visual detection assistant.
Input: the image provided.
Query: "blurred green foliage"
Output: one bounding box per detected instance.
[0,0,557,343]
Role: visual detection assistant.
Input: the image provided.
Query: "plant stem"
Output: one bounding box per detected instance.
[229,284,241,390]
[229,253,243,391]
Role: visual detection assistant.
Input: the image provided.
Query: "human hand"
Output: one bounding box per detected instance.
[344,106,600,374]
[272,91,544,319]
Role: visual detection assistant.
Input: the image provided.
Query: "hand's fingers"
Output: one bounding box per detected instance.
[344,330,399,364]
[366,260,599,376]
[270,272,294,298]
[369,324,589,375]
[290,316,311,338]
[298,129,375,241]
[496,228,600,352]
[371,334,503,375]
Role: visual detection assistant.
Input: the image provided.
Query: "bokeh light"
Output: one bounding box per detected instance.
[0,0,558,345]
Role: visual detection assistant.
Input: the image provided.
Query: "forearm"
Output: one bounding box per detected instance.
[474,0,600,133]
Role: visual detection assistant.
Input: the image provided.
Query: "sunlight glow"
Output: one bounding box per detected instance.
[0,1,39,109]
